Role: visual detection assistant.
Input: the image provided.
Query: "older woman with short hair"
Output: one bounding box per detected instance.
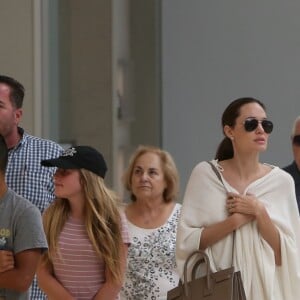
[120,145,181,300]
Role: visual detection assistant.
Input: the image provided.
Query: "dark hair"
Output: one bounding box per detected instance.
[0,75,25,108]
[215,97,266,161]
[0,135,8,173]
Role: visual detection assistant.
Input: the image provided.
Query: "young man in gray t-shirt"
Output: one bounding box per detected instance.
[0,135,48,299]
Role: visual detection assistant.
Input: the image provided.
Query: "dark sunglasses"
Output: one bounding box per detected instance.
[292,135,300,146]
[243,118,273,134]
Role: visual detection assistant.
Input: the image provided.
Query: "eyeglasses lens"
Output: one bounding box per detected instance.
[292,135,300,146]
[244,119,258,131]
[244,119,273,134]
[261,120,273,134]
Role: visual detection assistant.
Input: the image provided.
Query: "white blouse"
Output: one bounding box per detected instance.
[121,203,181,300]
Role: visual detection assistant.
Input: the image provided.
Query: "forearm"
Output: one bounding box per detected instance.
[0,269,34,292]
[200,214,249,250]
[200,217,235,250]
[227,192,281,264]
[256,207,281,265]
[94,282,122,300]
[37,266,74,300]
[0,249,41,292]
[94,244,128,300]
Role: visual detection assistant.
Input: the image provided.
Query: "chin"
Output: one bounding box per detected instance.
[257,144,268,152]
[54,190,64,198]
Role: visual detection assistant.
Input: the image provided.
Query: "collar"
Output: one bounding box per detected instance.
[9,127,26,152]
[292,161,300,173]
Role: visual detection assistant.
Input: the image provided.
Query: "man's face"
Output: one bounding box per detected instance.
[0,83,22,138]
[292,121,300,170]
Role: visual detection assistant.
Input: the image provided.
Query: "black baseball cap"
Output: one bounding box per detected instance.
[41,146,107,178]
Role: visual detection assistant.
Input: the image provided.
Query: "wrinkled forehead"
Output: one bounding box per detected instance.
[294,120,300,135]
[0,83,10,97]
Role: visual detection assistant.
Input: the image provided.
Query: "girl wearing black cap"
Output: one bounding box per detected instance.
[37,146,130,300]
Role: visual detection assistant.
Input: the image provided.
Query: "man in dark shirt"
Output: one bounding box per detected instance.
[283,116,300,213]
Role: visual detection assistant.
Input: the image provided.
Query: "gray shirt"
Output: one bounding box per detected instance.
[0,188,48,299]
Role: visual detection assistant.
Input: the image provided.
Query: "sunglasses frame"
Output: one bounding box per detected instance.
[243,118,273,134]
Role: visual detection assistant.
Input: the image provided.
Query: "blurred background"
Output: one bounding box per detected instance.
[1,0,300,201]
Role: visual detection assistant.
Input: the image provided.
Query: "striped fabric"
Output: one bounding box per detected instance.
[52,214,130,299]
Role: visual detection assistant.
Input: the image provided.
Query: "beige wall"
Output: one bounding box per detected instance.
[57,0,115,184]
[0,0,35,133]
[0,0,161,192]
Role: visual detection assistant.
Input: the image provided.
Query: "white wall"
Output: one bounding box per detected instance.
[162,1,300,199]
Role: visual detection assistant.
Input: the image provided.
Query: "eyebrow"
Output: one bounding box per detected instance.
[244,116,267,120]
[134,166,159,171]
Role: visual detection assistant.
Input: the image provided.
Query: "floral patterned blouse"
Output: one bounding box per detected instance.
[120,203,181,300]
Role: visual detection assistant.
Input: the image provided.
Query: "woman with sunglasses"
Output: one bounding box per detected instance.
[176,97,300,300]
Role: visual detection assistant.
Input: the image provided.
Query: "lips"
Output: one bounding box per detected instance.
[138,185,151,189]
[254,138,266,143]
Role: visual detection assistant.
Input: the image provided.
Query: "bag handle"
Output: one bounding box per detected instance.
[183,250,212,297]
[207,161,235,267]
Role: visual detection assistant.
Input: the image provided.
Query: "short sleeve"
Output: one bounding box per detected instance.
[120,211,131,245]
[14,205,48,254]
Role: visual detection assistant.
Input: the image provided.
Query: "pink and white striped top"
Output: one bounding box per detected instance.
[52,213,130,300]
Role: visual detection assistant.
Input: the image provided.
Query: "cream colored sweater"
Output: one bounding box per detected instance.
[176,160,300,300]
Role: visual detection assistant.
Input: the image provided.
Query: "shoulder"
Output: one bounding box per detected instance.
[21,133,63,163]
[6,189,41,216]
[7,189,32,206]
[282,163,293,172]
[282,162,299,176]
[187,160,219,183]
[173,202,182,214]
[118,208,128,224]
[170,203,182,223]
[265,164,295,187]
[190,160,213,175]
[23,132,63,153]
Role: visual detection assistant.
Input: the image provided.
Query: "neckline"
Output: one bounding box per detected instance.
[212,159,277,194]
[126,203,180,231]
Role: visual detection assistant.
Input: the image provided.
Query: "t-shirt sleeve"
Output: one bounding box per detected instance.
[120,211,131,245]
[14,205,48,254]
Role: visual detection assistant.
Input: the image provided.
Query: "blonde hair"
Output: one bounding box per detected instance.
[123,145,179,203]
[42,169,123,284]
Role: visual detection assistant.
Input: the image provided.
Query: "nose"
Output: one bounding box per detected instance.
[140,172,148,181]
[256,122,265,133]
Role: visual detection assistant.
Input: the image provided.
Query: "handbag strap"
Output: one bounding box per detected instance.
[207,161,235,267]
[183,250,212,296]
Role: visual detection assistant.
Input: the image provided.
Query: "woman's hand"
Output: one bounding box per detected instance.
[226,192,264,217]
[226,192,281,264]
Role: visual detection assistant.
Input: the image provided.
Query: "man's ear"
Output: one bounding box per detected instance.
[14,108,23,125]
